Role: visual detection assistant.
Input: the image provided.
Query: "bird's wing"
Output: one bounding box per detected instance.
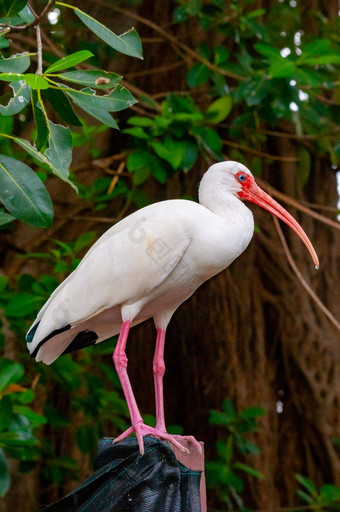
[28,208,192,354]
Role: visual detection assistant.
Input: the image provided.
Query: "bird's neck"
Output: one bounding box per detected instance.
[198,181,252,223]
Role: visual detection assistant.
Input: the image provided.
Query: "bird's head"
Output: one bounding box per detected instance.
[201,161,319,268]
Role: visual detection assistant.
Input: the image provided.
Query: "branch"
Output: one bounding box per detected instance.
[35,24,43,74]
[125,60,185,79]
[98,0,247,82]
[223,141,299,162]
[273,217,340,332]
[107,160,125,195]
[0,0,56,34]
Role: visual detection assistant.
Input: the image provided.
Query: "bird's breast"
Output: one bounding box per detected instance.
[185,214,255,283]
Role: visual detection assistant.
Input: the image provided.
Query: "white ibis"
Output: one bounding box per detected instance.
[26,161,319,455]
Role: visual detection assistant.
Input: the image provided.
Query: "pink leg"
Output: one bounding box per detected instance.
[112,321,144,450]
[152,327,202,455]
[153,328,166,432]
[113,322,201,455]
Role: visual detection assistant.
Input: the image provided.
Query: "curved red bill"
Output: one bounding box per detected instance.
[239,180,319,269]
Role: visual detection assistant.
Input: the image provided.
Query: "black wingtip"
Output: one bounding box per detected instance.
[30,324,71,358]
[61,330,98,355]
[26,322,40,343]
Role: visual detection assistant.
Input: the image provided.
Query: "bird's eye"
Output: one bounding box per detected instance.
[238,173,246,182]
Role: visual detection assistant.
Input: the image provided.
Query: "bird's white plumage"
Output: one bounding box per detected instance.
[27,162,255,364]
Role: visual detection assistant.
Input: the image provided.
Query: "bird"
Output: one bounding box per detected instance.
[26,161,319,455]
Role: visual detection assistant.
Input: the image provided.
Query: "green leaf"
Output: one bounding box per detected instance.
[13,406,46,427]
[0,359,24,391]
[173,5,188,23]
[214,46,230,66]
[151,136,187,170]
[57,69,122,89]
[0,80,30,115]
[254,43,281,59]
[66,85,137,112]
[223,399,236,418]
[0,396,12,432]
[23,73,49,89]
[298,38,332,64]
[192,126,222,155]
[23,74,49,90]
[12,137,77,189]
[85,108,119,130]
[206,96,233,124]
[181,139,197,172]
[0,155,53,227]
[150,157,168,183]
[234,462,265,479]
[122,127,149,139]
[127,116,154,127]
[0,275,8,292]
[0,210,15,225]
[44,50,94,74]
[246,8,266,18]
[4,0,28,17]
[0,35,9,49]
[43,88,82,127]
[132,166,150,185]
[45,121,73,178]
[73,231,96,254]
[187,62,210,87]
[127,150,152,185]
[320,484,340,501]
[31,90,48,150]
[17,4,34,23]
[0,52,31,73]
[239,406,265,419]
[237,438,260,455]
[6,293,42,317]
[16,389,34,404]
[302,54,340,66]
[295,474,317,497]
[65,88,119,129]
[296,489,314,504]
[0,448,10,497]
[224,468,244,492]
[269,58,296,78]
[127,150,150,172]
[0,72,25,82]
[209,410,233,426]
[75,9,143,59]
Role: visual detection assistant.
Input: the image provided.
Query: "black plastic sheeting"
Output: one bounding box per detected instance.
[40,436,202,512]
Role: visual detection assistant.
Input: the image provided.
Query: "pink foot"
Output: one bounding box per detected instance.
[172,434,202,455]
[114,422,202,456]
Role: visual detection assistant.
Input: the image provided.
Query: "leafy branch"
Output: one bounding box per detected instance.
[0,0,56,33]
[0,1,142,228]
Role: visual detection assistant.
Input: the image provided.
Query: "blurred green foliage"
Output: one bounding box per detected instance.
[124,93,228,185]
[206,400,340,512]
[0,232,130,495]
[0,359,45,496]
[206,399,265,511]
[294,474,340,512]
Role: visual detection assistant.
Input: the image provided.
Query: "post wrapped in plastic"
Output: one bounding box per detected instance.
[40,436,203,512]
